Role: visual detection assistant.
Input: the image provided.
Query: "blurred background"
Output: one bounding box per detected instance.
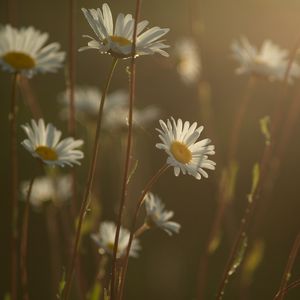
[1,0,300,299]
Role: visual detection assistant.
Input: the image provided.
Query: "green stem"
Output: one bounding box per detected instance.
[63,58,118,300]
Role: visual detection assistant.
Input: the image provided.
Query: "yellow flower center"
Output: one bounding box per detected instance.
[110,35,131,47]
[35,146,58,161]
[3,51,35,70]
[170,141,192,164]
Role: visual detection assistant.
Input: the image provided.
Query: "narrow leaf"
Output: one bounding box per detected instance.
[87,282,102,300]
[127,159,139,185]
[56,268,66,299]
[228,234,248,276]
[248,163,260,202]
[260,115,271,145]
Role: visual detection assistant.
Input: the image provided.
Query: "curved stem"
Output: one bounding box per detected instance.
[10,72,19,300]
[197,77,256,300]
[20,175,35,300]
[271,36,300,134]
[216,141,273,299]
[252,37,300,236]
[134,223,149,238]
[215,37,300,300]
[110,1,141,299]
[273,232,300,300]
[63,58,118,300]
[215,198,255,300]
[118,164,169,300]
[277,278,300,297]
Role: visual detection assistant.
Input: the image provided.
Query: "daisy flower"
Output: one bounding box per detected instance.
[231,36,300,83]
[80,3,170,58]
[21,119,84,167]
[156,118,216,180]
[59,86,159,129]
[144,193,180,236]
[131,106,160,129]
[21,175,72,208]
[91,221,141,258]
[174,38,201,84]
[0,25,65,78]
[58,86,128,122]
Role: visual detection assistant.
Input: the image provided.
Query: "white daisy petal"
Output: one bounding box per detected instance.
[0,25,65,77]
[58,86,158,129]
[80,3,169,59]
[91,221,141,258]
[20,119,84,167]
[20,174,72,208]
[144,193,181,236]
[231,36,300,83]
[174,38,202,84]
[156,117,216,180]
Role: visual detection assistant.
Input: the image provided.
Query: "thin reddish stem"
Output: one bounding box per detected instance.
[63,58,118,300]
[215,39,300,299]
[118,164,169,300]
[68,0,76,137]
[197,77,256,300]
[273,233,300,300]
[10,72,19,300]
[20,175,35,300]
[110,1,141,299]
[278,278,300,297]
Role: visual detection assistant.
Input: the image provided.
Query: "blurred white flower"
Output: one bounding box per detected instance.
[174,38,201,84]
[21,119,84,167]
[231,37,300,83]
[59,86,100,119]
[21,175,72,208]
[59,86,159,129]
[0,25,65,78]
[58,86,127,121]
[91,221,141,258]
[144,193,180,236]
[80,3,170,58]
[104,103,160,130]
[156,118,216,180]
